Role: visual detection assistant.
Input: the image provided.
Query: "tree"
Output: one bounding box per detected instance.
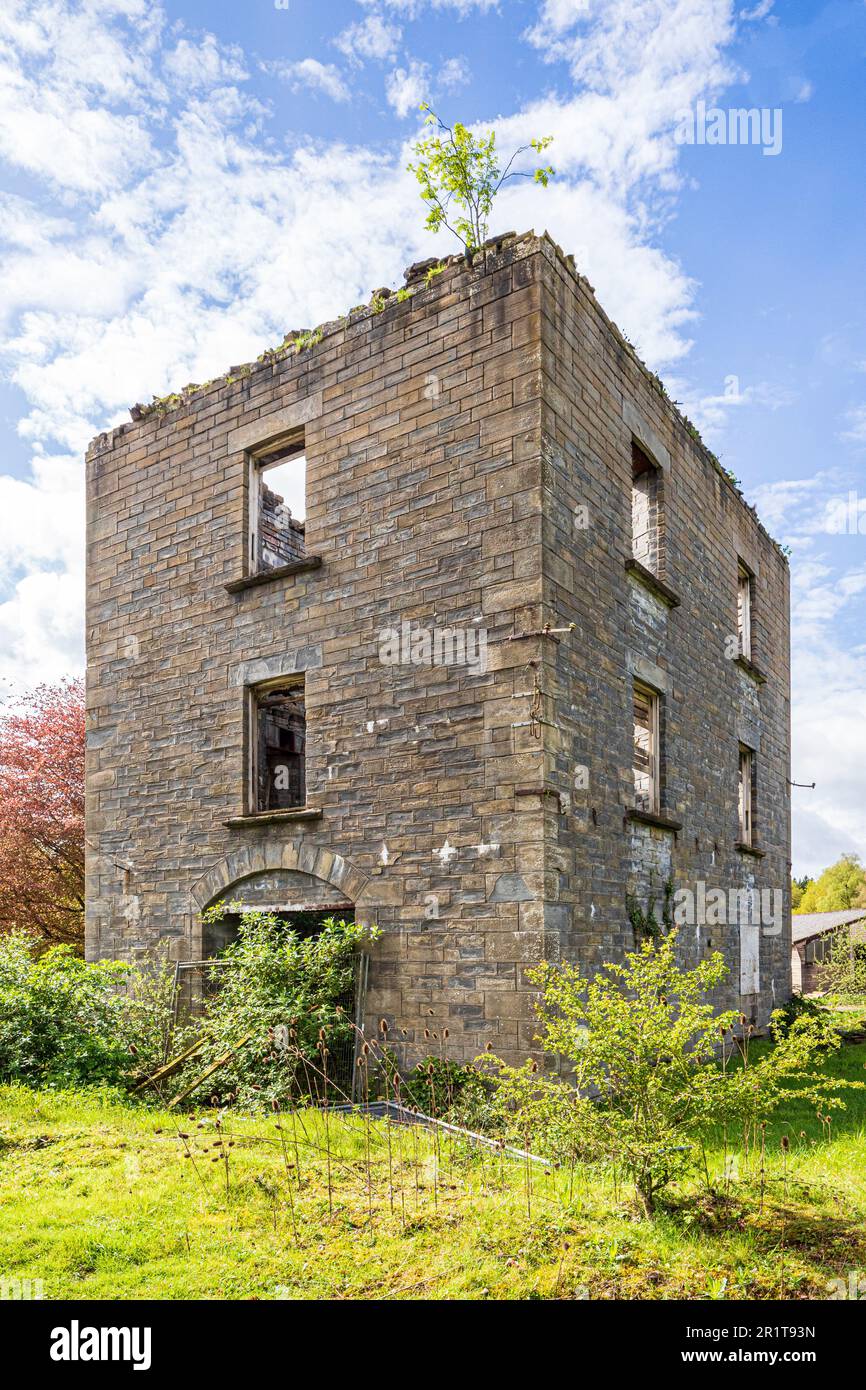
[0,679,85,947]
[797,855,866,914]
[408,105,553,255]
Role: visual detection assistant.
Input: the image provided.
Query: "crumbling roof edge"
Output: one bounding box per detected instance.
[84,246,471,458]
[85,228,787,562]
[530,231,788,565]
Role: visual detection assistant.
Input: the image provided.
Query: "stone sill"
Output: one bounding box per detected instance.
[626,808,683,833]
[624,558,681,608]
[224,555,323,593]
[734,654,768,685]
[735,840,766,858]
[224,808,324,828]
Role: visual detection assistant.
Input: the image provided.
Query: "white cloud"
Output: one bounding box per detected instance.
[385,59,430,117]
[0,569,85,691]
[0,449,84,689]
[748,476,823,536]
[0,248,135,332]
[163,36,248,89]
[335,14,402,63]
[739,0,775,20]
[262,58,351,103]
[749,469,866,542]
[0,454,83,585]
[0,0,163,194]
[840,404,866,446]
[359,0,498,13]
[386,54,468,118]
[670,374,793,436]
[0,0,791,706]
[0,194,73,250]
[0,99,154,195]
[532,0,598,33]
[527,0,737,100]
[438,56,471,89]
[516,7,741,210]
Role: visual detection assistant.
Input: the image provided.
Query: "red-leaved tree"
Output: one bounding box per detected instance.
[0,678,85,946]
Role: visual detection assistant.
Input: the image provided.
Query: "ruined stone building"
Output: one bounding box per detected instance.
[85,231,791,1063]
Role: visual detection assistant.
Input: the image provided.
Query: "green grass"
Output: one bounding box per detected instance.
[1,1044,865,1300]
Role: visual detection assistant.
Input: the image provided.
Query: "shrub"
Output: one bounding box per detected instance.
[480,932,858,1214]
[172,906,378,1110]
[0,932,132,1087]
[0,911,379,1106]
[816,925,866,1000]
[401,1056,491,1124]
[115,946,180,1078]
[773,992,834,1038]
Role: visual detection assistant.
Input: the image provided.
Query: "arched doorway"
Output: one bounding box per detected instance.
[201,866,354,957]
[189,865,364,1097]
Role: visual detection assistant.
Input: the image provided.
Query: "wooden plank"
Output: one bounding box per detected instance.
[167,1034,254,1109]
[131,1036,207,1092]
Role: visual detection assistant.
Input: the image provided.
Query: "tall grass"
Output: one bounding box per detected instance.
[1,1048,865,1301]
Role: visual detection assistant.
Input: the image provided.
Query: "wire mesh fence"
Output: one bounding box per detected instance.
[170,959,233,1022]
[168,951,370,1103]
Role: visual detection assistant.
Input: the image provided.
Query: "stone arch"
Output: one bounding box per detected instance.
[189,841,370,914]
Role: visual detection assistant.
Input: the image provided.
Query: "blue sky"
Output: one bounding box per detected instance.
[0,0,864,876]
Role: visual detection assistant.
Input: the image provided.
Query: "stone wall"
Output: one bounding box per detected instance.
[85,231,791,1066]
[535,240,791,1025]
[258,484,305,569]
[86,234,549,1064]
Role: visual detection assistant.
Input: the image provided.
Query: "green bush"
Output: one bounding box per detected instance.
[773,992,835,1039]
[480,931,860,1214]
[401,1055,491,1125]
[115,946,181,1078]
[0,912,378,1106]
[816,926,866,1000]
[172,906,378,1111]
[0,933,132,1087]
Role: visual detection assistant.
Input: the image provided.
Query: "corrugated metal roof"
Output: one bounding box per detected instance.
[792,908,866,945]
